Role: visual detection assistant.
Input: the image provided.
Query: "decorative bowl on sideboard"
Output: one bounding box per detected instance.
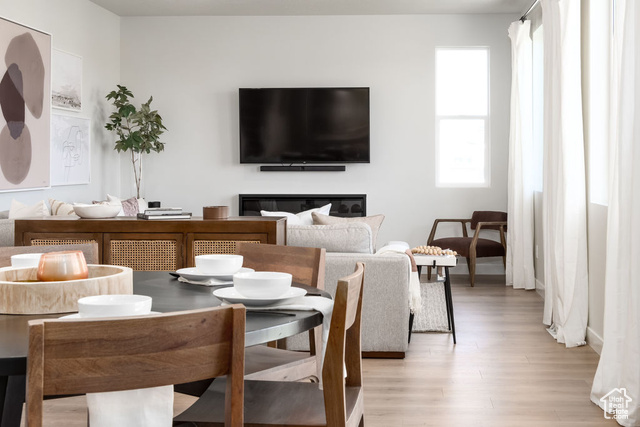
[73,203,121,219]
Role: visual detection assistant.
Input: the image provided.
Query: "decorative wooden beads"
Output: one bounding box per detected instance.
[411,245,457,256]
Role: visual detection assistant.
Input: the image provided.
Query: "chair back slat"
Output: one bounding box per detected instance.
[322,262,365,426]
[470,211,507,230]
[0,243,99,268]
[235,243,326,289]
[27,305,245,427]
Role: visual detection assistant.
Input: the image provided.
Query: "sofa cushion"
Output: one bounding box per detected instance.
[312,212,385,250]
[9,200,50,219]
[287,223,373,254]
[260,203,331,226]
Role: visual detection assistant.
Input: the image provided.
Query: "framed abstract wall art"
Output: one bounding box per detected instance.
[0,17,51,191]
[51,114,90,186]
[52,49,82,111]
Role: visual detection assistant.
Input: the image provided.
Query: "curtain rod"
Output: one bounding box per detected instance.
[520,0,541,21]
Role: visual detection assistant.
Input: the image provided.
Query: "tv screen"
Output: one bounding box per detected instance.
[239,87,370,163]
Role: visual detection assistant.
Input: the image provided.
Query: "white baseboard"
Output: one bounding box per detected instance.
[535,278,545,299]
[587,327,603,355]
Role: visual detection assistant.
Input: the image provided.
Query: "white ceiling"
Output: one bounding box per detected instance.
[89,0,531,17]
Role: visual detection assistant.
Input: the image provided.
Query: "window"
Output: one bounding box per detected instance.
[435,48,490,187]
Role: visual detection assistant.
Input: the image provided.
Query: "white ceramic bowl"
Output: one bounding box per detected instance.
[233,271,292,299]
[73,203,121,219]
[77,294,152,318]
[11,253,43,268]
[195,254,243,275]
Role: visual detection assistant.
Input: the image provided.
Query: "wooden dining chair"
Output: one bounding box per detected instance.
[0,242,99,268]
[235,242,326,382]
[26,305,246,427]
[174,262,366,427]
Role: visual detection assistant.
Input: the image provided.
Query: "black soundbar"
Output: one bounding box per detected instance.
[260,165,346,172]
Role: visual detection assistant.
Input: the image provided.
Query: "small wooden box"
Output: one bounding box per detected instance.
[203,206,229,219]
[0,265,133,314]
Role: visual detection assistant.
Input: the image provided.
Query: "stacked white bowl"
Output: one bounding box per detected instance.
[77,294,152,318]
[233,271,292,298]
[195,254,244,275]
[11,253,43,268]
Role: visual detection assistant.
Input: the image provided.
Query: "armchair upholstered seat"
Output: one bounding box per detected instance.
[428,211,507,287]
[432,237,506,258]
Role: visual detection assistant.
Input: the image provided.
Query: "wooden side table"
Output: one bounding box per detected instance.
[410,254,457,344]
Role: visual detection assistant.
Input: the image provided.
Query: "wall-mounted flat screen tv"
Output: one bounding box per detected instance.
[239,87,370,164]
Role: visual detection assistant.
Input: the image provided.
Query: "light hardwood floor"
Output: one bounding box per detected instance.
[361,274,613,426]
[23,274,613,426]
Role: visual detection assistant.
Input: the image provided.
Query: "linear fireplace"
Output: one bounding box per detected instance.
[239,194,366,218]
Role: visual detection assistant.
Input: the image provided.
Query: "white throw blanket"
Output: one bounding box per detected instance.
[376,241,422,314]
[86,387,173,427]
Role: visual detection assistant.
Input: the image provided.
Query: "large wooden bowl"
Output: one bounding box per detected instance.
[0,265,133,314]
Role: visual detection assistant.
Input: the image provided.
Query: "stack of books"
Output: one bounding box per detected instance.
[137,207,192,220]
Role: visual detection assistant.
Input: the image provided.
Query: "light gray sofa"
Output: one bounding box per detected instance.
[287,223,411,357]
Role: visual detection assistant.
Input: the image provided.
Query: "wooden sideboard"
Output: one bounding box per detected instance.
[14,216,286,271]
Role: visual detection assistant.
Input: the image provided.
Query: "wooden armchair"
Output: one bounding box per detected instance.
[427,211,507,287]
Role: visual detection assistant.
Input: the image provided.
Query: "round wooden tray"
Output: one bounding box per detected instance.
[0,265,133,315]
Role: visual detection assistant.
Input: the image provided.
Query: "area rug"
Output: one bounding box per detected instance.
[411,280,450,332]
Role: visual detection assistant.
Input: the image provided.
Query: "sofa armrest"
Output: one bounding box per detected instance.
[326,253,410,353]
[286,252,411,354]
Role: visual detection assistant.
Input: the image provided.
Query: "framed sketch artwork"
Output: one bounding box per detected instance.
[0,17,51,191]
[51,114,90,186]
[52,49,82,111]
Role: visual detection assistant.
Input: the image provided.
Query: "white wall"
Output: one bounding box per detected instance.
[121,14,514,271]
[0,0,121,211]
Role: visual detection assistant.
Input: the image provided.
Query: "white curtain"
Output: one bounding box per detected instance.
[540,0,589,347]
[591,0,640,425]
[506,20,536,291]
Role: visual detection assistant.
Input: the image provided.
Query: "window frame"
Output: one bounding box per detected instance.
[435,46,491,188]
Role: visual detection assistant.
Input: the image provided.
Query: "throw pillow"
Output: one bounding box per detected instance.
[9,199,50,219]
[49,198,76,216]
[260,203,331,226]
[119,197,139,216]
[260,210,302,225]
[106,194,146,216]
[312,212,385,250]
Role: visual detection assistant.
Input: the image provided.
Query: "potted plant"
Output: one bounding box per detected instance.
[105,85,167,199]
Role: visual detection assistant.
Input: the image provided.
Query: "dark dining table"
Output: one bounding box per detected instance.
[0,271,328,427]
